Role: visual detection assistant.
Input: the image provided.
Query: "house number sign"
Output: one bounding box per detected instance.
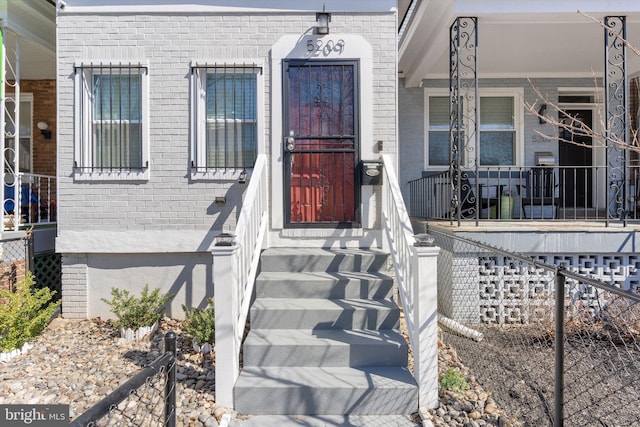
[307,38,346,55]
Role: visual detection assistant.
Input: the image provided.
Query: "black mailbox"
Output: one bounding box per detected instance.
[361,161,383,185]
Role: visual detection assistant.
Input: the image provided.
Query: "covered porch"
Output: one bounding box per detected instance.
[0,0,57,236]
[398,1,640,229]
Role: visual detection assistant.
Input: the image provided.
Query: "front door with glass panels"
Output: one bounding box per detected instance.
[283,60,360,228]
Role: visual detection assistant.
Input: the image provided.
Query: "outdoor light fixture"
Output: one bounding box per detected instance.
[37,121,52,139]
[538,104,547,124]
[238,168,248,184]
[413,233,436,247]
[214,232,235,247]
[316,8,331,35]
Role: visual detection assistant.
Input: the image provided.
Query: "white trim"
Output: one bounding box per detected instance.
[5,92,34,174]
[60,0,397,14]
[424,87,525,169]
[555,91,606,209]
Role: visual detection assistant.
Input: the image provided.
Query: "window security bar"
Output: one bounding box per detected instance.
[75,64,147,172]
[191,64,260,172]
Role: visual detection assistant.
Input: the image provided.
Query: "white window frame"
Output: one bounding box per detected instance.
[4,93,33,174]
[189,60,264,181]
[424,87,524,169]
[73,61,150,181]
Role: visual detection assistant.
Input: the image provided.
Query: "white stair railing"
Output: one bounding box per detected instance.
[212,154,268,408]
[380,154,440,409]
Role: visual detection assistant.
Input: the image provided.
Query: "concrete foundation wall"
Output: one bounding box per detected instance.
[87,253,212,320]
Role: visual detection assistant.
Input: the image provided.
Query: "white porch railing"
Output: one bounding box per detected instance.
[3,172,57,231]
[212,154,268,408]
[380,154,440,409]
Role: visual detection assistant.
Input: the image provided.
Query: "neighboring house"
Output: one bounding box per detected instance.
[0,0,58,291]
[398,1,640,322]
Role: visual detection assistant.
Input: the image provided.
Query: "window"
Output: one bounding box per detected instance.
[191,64,261,177]
[74,63,148,179]
[426,90,521,167]
[479,96,516,166]
[427,96,450,166]
[4,95,33,174]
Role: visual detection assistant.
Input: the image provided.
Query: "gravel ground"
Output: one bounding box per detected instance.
[1,317,516,426]
[421,335,518,427]
[441,324,640,426]
[0,317,222,426]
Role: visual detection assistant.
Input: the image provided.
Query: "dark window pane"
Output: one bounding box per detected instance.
[428,131,449,166]
[480,131,515,165]
[287,64,355,137]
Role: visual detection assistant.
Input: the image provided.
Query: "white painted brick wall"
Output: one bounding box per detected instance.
[61,255,88,318]
[57,9,397,318]
[57,11,397,234]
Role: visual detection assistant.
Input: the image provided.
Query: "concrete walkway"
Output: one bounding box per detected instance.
[226,414,421,427]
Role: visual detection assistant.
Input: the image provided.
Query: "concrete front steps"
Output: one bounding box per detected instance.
[234,248,418,416]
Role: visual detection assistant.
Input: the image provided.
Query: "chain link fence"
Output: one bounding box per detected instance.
[429,224,640,426]
[0,235,32,292]
[70,332,177,427]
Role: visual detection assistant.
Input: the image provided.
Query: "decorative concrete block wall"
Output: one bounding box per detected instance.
[439,250,640,325]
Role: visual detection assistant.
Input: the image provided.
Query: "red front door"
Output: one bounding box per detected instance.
[283,60,360,227]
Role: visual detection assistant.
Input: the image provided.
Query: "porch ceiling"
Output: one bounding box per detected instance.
[399,1,640,87]
[1,0,56,80]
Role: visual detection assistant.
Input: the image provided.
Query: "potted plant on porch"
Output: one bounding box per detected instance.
[102,285,173,342]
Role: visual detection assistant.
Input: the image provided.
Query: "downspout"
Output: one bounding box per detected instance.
[438,313,483,342]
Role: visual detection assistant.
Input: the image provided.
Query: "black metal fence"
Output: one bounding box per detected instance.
[428,224,640,426]
[70,332,177,427]
[409,165,640,224]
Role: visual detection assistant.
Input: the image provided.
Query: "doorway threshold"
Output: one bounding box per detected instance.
[280,228,364,239]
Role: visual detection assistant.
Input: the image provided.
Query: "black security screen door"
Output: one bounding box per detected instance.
[283,60,360,227]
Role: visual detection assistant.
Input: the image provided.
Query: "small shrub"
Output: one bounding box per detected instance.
[101,285,173,331]
[0,272,60,352]
[182,298,215,346]
[440,367,469,394]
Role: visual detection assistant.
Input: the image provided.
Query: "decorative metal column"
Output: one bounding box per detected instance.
[2,32,21,232]
[449,17,479,225]
[605,16,628,225]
